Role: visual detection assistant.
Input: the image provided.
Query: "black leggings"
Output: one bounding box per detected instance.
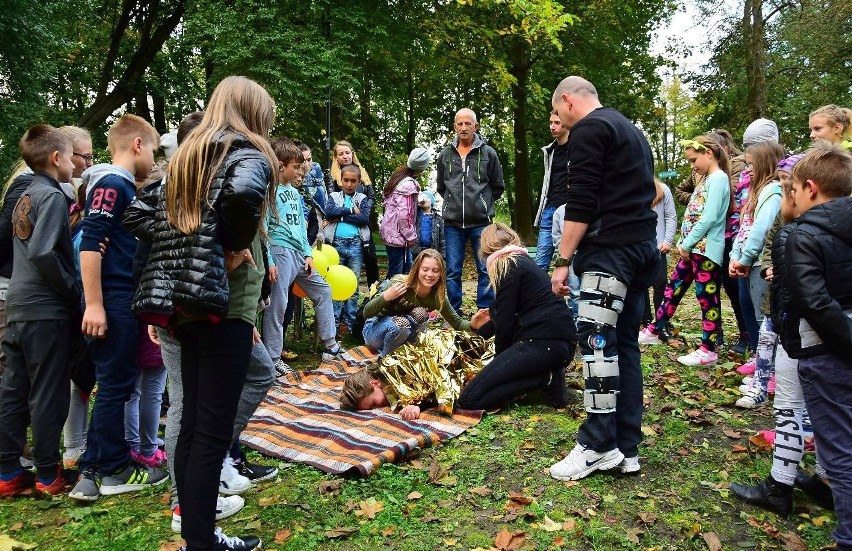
[721,236,747,338]
[458,339,573,410]
[641,251,668,323]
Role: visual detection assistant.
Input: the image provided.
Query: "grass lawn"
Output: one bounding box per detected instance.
[0,281,837,550]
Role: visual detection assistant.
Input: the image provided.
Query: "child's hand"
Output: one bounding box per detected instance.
[268,265,278,284]
[730,259,750,277]
[226,249,256,272]
[764,266,774,281]
[383,281,407,301]
[304,256,315,277]
[677,246,689,261]
[322,220,329,228]
[99,237,109,257]
[82,304,108,338]
[147,325,160,346]
[353,205,361,215]
[400,405,421,420]
[252,327,262,345]
[470,308,490,330]
[659,242,671,254]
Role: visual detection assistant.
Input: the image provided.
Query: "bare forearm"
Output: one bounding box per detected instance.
[80,251,104,306]
[558,220,588,259]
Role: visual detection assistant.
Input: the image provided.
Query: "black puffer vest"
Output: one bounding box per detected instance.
[126,134,270,323]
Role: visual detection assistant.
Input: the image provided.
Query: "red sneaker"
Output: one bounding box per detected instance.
[35,468,78,497]
[0,470,35,496]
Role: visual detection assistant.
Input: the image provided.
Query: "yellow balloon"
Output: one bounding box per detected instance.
[318,244,339,266]
[325,265,358,301]
[311,248,330,277]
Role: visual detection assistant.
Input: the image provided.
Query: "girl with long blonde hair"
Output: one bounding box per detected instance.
[136,75,273,551]
[360,249,484,359]
[455,222,575,410]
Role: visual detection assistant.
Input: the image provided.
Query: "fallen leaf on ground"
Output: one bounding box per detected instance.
[158,542,184,551]
[7,524,22,533]
[354,497,385,519]
[731,444,748,452]
[324,527,358,539]
[407,491,423,500]
[318,478,344,495]
[563,519,576,530]
[637,511,657,525]
[470,486,493,497]
[749,433,773,451]
[702,531,722,551]
[380,526,396,537]
[275,529,292,543]
[494,528,526,550]
[778,531,808,551]
[723,429,742,439]
[538,516,562,532]
[625,527,644,543]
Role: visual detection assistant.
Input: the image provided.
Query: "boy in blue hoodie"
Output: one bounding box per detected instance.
[69,115,168,502]
[0,125,80,496]
[262,138,349,371]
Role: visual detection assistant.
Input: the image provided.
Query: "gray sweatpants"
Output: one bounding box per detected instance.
[262,246,337,360]
[159,327,276,501]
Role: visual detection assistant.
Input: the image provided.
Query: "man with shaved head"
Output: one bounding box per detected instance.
[548,76,661,481]
[436,108,505,314]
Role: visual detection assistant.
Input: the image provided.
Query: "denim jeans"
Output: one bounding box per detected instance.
[535,205,557,271]
[799,353,852,549]
[124,363,167,457]
[748,266,770,327]
[385,246,412,278]
[332,236,363,330]
[739,277,759,352]
[79,290,139,475]
[445,225,494,312]
[573,239,660,458]
[362,315,425,357]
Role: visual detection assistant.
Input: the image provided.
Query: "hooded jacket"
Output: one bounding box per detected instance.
[379,177,419,248]
[534,139,562,227]
[774,197,852,361]
[436,134,504,228]
[5,172,80,321]
[0,171,34,279]
[126,133,271,323]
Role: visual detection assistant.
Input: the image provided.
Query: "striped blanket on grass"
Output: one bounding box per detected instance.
[239,346,484,476]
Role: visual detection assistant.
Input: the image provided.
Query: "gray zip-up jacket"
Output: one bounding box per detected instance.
[436,134,504,228]
[534,139,557,227]
[6,172,80,321]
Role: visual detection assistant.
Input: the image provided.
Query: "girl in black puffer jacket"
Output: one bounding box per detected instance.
[133,76,276,551]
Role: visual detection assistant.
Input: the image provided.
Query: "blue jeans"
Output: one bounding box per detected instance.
[332,236,363,330]
[739,277,759,352]
[124,363,166,457]
[799,353,852,549]
[574,239,660,458]
[535,205,557,271]
[79,290,139,475]
[445,225,494,313]
[385,246,412,278]
[362,315,425,357]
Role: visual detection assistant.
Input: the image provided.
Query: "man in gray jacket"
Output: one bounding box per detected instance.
[436,108,504,313]
[534,110,570,271]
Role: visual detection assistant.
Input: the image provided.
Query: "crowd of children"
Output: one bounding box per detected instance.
[0,83,851,550]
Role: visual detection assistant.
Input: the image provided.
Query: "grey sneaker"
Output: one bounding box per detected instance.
[99,463,168,495]
[735,388,768,409]
[68,471,100,502]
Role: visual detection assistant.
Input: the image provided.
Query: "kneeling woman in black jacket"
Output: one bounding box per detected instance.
[458,223,576,410]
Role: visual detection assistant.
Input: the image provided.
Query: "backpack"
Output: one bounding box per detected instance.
[351,279,387,342]
[379,177,419,248]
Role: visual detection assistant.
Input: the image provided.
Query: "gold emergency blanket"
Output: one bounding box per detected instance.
[371,329,495,414]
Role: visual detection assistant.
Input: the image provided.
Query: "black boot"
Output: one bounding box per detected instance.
[544,365,568,408]
[730,475,793,516]
[795,469,835,510]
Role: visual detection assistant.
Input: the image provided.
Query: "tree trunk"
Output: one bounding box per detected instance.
[151,88,167,135]
[508,39,534,243]
[77,0,185,130]
[743,0,766,119]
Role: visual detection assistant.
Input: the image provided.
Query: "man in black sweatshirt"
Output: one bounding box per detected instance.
[548,76,660,481]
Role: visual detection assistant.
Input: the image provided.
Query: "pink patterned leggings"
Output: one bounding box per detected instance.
[652,252,722,351]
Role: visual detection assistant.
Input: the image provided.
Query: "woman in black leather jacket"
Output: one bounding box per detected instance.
[132,76,276,551]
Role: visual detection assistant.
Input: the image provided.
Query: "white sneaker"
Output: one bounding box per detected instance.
[677,346,718,366]
[638,326,660,345]
[735,388,768,409]
[219,456,251,495]
[619,456,641,474]
[549,443,625,481]
[171,495,245,532]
